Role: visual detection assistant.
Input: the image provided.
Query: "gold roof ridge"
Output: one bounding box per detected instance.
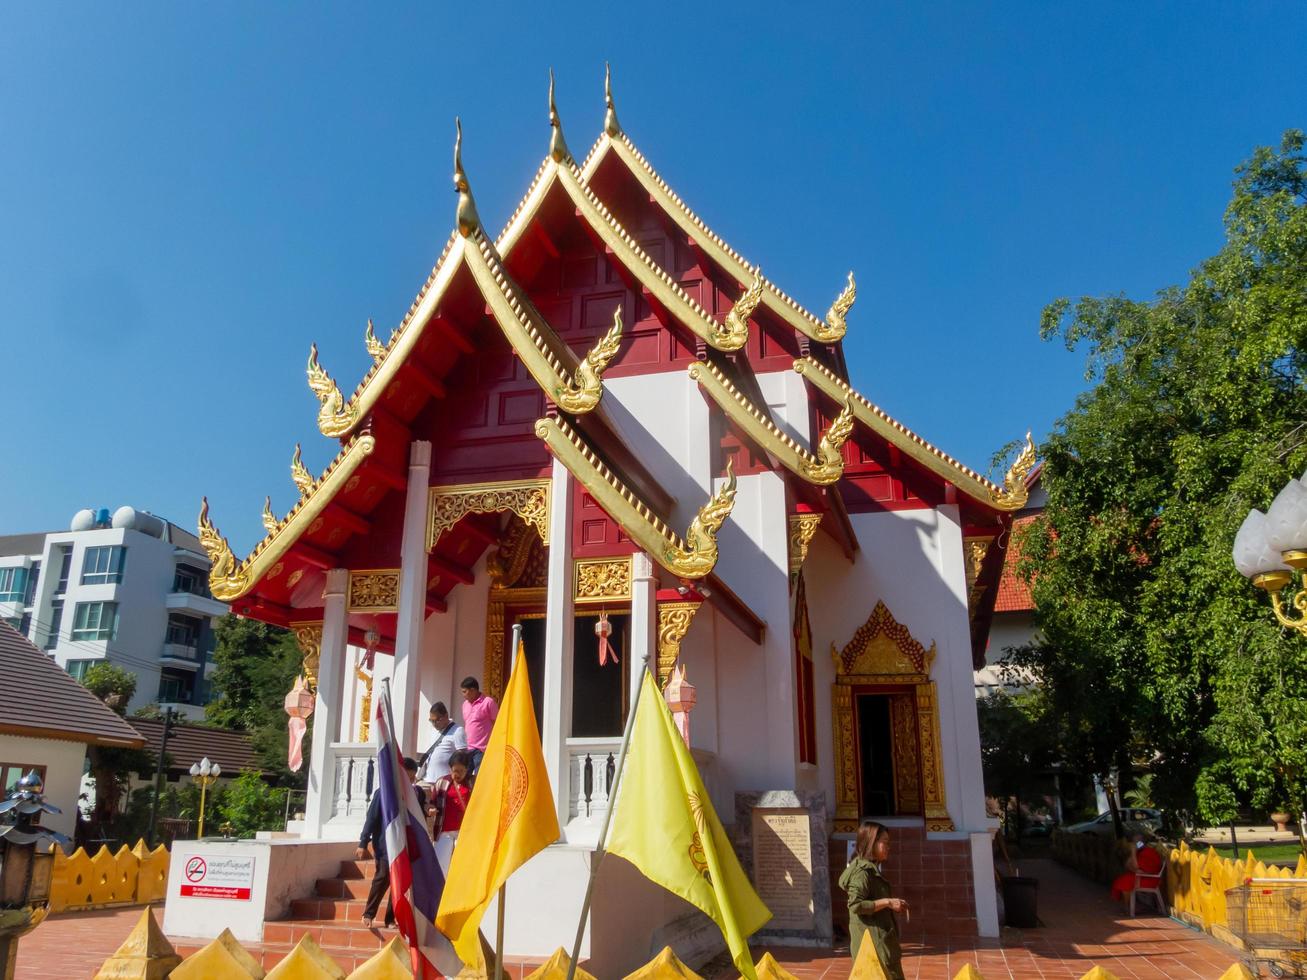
[535,414,736,578]
[793,356,1033,511]
[690,360,852,485]
[595,131,853,343]
[198,431,378,602]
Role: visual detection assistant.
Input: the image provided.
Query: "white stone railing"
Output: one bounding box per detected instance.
[330,741,375,823]
[566,738,622,824]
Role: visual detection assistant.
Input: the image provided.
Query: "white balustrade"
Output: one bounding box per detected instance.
[329,742,375,823]
[566,738,622,824]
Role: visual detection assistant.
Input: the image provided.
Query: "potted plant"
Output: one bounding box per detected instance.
[1269,808,1293,832]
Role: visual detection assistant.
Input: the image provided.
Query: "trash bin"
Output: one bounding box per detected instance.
[1002,875,1039,928]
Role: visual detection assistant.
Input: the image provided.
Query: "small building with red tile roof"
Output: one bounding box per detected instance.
[976,470,1044,695]
[0,620,144,837]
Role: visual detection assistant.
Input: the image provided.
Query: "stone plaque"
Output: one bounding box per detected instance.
[751,808,814,931]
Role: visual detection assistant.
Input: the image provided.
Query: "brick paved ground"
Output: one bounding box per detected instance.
[15,859,1244,979]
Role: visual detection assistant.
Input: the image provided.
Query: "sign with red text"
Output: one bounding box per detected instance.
[178,854,255,901]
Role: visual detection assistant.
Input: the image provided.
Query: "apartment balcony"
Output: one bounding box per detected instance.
[165,591,227,618]
[160,643,201,669]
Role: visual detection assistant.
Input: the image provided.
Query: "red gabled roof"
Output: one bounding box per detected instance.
[995,515,1038,613]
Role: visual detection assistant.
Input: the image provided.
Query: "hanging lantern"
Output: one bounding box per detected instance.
[595,612,618,666]
[284,674,315,772]
[663,663,697,746]
[356,628,379,743]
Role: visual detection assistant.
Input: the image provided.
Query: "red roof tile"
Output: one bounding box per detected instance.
[995,515,1038,613]
[128,717,271,777]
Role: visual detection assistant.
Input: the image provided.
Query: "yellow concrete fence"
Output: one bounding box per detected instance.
[49,839,169,913]
[93,907,1252,980]
[1167,841,1307,947]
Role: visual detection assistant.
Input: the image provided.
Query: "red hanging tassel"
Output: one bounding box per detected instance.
[596,612,617,666]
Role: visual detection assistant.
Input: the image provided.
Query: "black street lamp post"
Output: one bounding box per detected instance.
[0,772,67,980]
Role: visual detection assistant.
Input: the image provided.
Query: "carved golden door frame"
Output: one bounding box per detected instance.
[831,600,954,833]
[427,478,551,551]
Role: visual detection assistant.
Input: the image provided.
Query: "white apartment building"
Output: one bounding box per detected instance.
[0,506,228,719]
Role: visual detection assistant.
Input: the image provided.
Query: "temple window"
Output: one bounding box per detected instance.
[571,612,629,738]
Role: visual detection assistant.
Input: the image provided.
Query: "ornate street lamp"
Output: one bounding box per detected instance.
[1234,471,1307,634]
[189,758,222,839]
[0,772,67,980]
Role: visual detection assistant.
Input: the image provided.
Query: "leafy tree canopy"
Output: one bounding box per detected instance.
[82,662,137,715]
[1012,131,1307,826]
[206,615,306,785]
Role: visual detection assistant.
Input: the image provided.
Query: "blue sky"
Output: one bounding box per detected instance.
[2,3,1303,553]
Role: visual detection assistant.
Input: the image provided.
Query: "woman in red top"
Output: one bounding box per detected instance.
[1111,833,1164,902]
[431,749,474,875]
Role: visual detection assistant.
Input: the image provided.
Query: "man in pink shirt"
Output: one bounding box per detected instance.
[460,675,499,773]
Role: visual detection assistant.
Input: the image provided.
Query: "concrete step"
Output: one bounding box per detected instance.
[290,896,367,921]
[339,859,376,879]
[316,876,372,899]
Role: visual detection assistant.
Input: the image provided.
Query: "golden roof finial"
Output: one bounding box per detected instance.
[261,495,277,533]
[453,117,481,238]
[820,271,856,341]
[197,497,246,599]
[548,68,572,164]
[604,62,622,137]
[364,318,386,363]
[990,432,1037,511]
[290,443,314,495]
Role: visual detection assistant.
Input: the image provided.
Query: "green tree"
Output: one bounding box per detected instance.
[80,664,153,830]
[216,771,289,837]
[206,615,307,785]
[1012,130,1307,828]
[977,686,1061,837]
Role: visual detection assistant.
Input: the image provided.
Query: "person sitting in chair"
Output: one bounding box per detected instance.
[1111,832,1163,903]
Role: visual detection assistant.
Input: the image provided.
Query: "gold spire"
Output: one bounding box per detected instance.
[261,495,277,533]
[555,305,624,414]
[306,343,357,436]
[548,69,572,164]
[723,265,764,341]
[821,271,856,341]
[990,432,1037,511]
[363,318,386,363]
[290,443,313,495]
[604,62,622,137]
[197,498,246,599]
[454,118,481,238]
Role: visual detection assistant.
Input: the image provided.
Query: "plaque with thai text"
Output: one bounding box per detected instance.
[750,807,814,931]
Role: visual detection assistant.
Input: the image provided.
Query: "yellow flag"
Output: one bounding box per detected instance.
[436,641,560,965]
[606,670,771,980]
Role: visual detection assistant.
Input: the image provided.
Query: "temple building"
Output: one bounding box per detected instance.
[192,72,1033,970]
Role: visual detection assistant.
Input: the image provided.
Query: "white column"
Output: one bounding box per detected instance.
[305,568,349,839]
[392,439,432,752]
[542,457,575,831]
[629,552,656,702]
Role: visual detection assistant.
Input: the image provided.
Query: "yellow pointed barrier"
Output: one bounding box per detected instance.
[524,947,598,980]
[92,905,180,979]
[754,952,800,980]
[265,934,347,979]
[847,939,889,980]
[622,946,704,980]
[170,928,266,979]
[1078,968,1121,980]
[1217,964,1256,979]
[952,965,987,979]
[346,937,414,980]
[133,841,169,905]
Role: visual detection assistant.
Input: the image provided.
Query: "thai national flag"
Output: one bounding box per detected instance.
[375,682,461,979]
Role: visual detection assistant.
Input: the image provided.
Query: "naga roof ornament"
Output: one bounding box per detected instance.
[604,62,621,137]
[690,359,854,485]
[823,272,857,341]
[990,433,1037,512]
[363,319,387,364]
[548,69,572,164]
[535,415,737,579]
[290,443,314,495]
[198,497,247,601]
[306,343,358,437]
[453,118,481,238]
[261,495,277,533]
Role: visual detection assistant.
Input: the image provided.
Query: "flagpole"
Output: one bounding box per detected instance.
[493,622,523,980]
[565,653,651,980]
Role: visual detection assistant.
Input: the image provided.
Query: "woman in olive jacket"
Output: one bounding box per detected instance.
[838,819,908,979]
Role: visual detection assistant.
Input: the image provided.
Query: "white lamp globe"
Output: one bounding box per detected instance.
[1233,510,1291,578]
[211,762,222,778]
[1265,476,1307,553]
[189,762,200,777]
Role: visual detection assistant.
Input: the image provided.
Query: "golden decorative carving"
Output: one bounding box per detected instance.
[788,512,823,581]
[355,658,373,743]
[964,537,995,620]
[556,307,623,414]
[889,693,922,816]
[197,498,247,600]
[830,599,953,832]
[290,443,314,495]
[286,569,304,589]
[716,267,763,350]
[574,557,632,604]
[794,356,1009,511]
[364,318,389,364]
[306,344,358,438]
[454,118,481,238]
[428,479,551,551]
[197,433,376,602]
[537,416,735,578]
[484,597,506,703]
[487,516,535,588]
[291,622,323,694]
[990,432,1037,512]
[821,271,856,342]
[268,561,284,580]
[548,69,572,164]
[348,569,400,612]
[657,600,701,686]
[689,360,852,485]
[261,496,278,534]
[604,62,621,137]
